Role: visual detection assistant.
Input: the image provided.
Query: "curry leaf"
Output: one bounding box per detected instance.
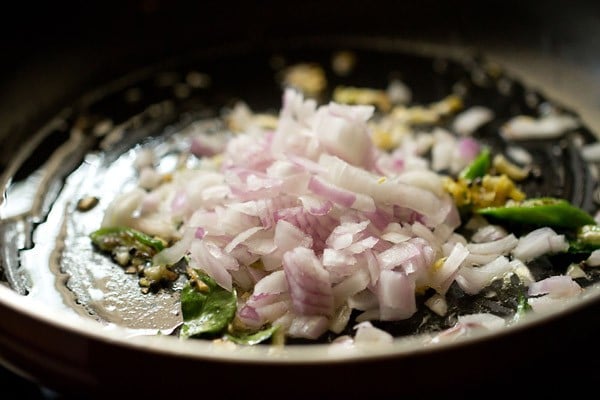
[225,325,279,345]
[180,271,237,339]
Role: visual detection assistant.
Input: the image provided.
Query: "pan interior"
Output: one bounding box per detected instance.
[1,38,599,344]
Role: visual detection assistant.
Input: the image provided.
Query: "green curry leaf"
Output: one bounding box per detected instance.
[180,271,237,339]
[225,325,279,345]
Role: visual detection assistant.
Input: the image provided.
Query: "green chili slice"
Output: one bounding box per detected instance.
[476,197,596,230]
[459,147,491,180]
[90,226,166,254]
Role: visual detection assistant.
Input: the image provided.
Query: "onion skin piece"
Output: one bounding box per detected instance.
[476,197,596,230]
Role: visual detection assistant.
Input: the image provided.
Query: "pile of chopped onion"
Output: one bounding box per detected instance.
[100,87,588,344]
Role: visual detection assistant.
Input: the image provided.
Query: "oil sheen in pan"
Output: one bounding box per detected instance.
[2,43,600,340]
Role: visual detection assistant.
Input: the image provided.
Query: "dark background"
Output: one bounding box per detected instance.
[2,0,599,152]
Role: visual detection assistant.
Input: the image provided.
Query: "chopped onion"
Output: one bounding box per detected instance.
[500,114,579,140]
[452,106,494,136]
[353,321,394,344]
[512,227,569,262]
[99,84,592,345]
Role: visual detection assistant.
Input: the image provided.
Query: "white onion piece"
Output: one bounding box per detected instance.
[430,242,469,295]
[410,221,442,252]
[171,171,228,218]
[286,154,327,174]
[325,220,370,250]
[332,268,370,308]
[376,241,421,270]
[283,247,334,317]
[505,145,533,165]
[230,265,260,291]
[140,188,163,214]
[430,128,455,172]
[190,131,228,157]
[471,224,508,243]
[585,249,600,267]
[424,293,448,316]
[566,263,587,279]
[310,175,376,212]
[376,270,416,320]
[432,313,506,343]
[319,153,451,226]
[322,248,357,269]
[298,195,333,216]
[242,229,277,255]
[188,210,221,236]
[138,167,162,190]
[152,226,195,266]
[457,313,506,330]
[348,289,379,311]
[329,303,352,334]
[130,214,180,241]
[362,249,380,285]
[528,275,582,298]
[387,79,412,105]
[353,321,394,344]
[239,293,291,329]
[253,270,289,294]
[224,226,264,253]
[313,102,375,168]
[455,256,512,295]
[287,315,330,339]
[500,114,579,140]
[512,227,569,262]
[452,106,494,136]
[509,259,535,286]
[262,220,313,271]
[215,206,260,237]
[466,234,518,255]
[394,169,445,197]
[189,240,239,291]
[527,295,580,314]
[464,252,500,267]
[101,188,146,228]
[347,236,379,254]
[133,148,155,171]
[355,308,379,322]
[380,231,411,244]
[228,246,260,268]
[327,335,355,355]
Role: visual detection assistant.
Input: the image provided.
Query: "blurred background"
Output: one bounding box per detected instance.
[1,0,599,149]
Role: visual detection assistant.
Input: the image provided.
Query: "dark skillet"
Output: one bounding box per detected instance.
[0,1,599,397]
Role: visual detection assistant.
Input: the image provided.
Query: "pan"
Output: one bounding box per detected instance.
[1,1,599,397]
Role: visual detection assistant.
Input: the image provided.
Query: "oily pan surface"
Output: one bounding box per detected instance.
[2,42,599,344]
